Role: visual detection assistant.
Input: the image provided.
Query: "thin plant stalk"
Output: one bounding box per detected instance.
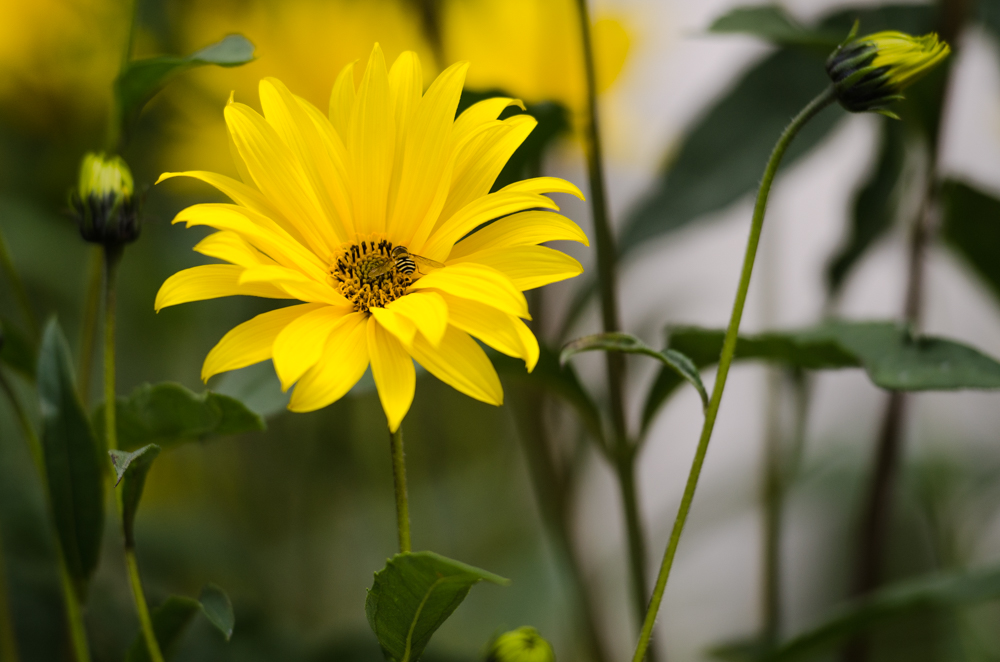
[632,86,837,662]
[0,525,20,662]
[77,249,103,405]
[0,371,91,662]
[390,428,411,554]
[102,248,164,662]
[573,0,655,640]
[0,227,39,339]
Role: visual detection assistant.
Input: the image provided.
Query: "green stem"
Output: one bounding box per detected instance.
[0,371,91,662]
[124,548,162,662]
[632,86,837,662]
[102,247,164,662]
[0,226,39,339]
[78,248,102,405]
[390,427,411,554]
[0,524,20,662]
[574,0,654,644]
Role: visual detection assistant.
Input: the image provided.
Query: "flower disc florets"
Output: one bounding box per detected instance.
[329,236,412,313]
[826,28,949,116]
[70,152,140,246]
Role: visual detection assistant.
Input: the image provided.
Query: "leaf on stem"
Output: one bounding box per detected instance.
[0,317,36,380]
[108,444,160,548]
[115,35,256,141]
[93,382,265,451]
[707,5,841,48]
[37,319,104,598]
[941,179,1000,306]
[366,551,509,662]
[125,585,237,661]
[561,332,708,410]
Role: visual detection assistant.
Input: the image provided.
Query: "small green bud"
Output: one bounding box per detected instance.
[487,627,555,662]
[826,26,950,117]
[69,152,140,246]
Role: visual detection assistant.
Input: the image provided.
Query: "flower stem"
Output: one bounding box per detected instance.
[0,524,20,662]
[631,86,837,662]
[0,371,91,662]
[102,246,164,662]
[0,226,39,339]
[574,0,654,643]
[390,428,411,554]
[77,249,103,405]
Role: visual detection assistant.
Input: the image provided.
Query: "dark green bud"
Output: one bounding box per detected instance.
[69,152,140,246]
[487,627,555,662]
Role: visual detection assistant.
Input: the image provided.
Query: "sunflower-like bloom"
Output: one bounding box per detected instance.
[826,28,949,116]
[155,44,588,431]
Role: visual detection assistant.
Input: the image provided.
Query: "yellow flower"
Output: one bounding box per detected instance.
[441,0,629,118]
[488,627,556,662]
[155,44,589,432]
[826,29,949,116]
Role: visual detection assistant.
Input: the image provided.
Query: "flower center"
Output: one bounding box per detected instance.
[329,235,412,313]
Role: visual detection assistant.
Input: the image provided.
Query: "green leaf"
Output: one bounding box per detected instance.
[94,382,265,451]
[126,596,201,662]
[707,5,841,48]
[619,47,842,255]
[941,179,1000,306]
[493,346,605,445]
[561,332,708,410]
[108,444,160,548]
[641,322,1000,434]
[366,551,509,662]
[827,118,907,294]
[115,34,255,141]
[0,317,36,380]
[37,319,104,598]
[199,583,235,641]
[762,564,1000,661]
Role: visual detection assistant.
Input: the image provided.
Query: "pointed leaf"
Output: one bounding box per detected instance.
[115,34,255,140]
[126,596,201,662]
[198,583,234,641]
[366,551,509,662]
[93,382,264,451]
[941,179,1000,306]
[109,444,160,547]
[562,332,708,410]
[0,318,36,380]
[708,5,841,48]
[37,319,104,597]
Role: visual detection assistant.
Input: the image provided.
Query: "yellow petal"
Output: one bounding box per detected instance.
[450,245,583,290]
[239,265,349,307]
[388,53,423,213]
[329,61,357,140]
[387,61,469,241]
[409,325,503,405]
[259,78,349,244]
[193,231,277,268]
[440,114,537,222]
[174,203,327,281]
[350,44,395,235]
[273,305,354,390]
[499,176,585,199]
[289,312,370,412]
[202,303,323,381]
[295,95,355,237]
[409,263,528,318]
[449,210,589,259]
[418,191,560,260]
[368,316,415,432]
[156,171,285,224]
[155,265,291,311]
[386,291,448,346]
[225,102,335,257]
[368,306,418,346]
[442,294,538,370]
[452,97,525,143]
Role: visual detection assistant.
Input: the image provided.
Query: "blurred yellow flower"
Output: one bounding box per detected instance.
[0,0,126,130]
[156,45,589,431]
[441,0,630,117]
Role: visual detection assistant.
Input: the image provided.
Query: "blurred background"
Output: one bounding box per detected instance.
[2,0,1000,660]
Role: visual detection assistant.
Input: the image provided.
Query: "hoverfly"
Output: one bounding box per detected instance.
[361,245,444,281]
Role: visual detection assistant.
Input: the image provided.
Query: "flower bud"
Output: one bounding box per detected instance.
[487,627,555,662]
[826,26,949,117]
[69,152,140,246]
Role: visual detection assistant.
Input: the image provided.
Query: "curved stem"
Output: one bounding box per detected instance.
[77,249,103,405]
[390,428,411,553]
[0,523,20,662]
[102,247,163,662]
[0,226,39,339]
[632,86,837,662]
[0,371,90,662]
